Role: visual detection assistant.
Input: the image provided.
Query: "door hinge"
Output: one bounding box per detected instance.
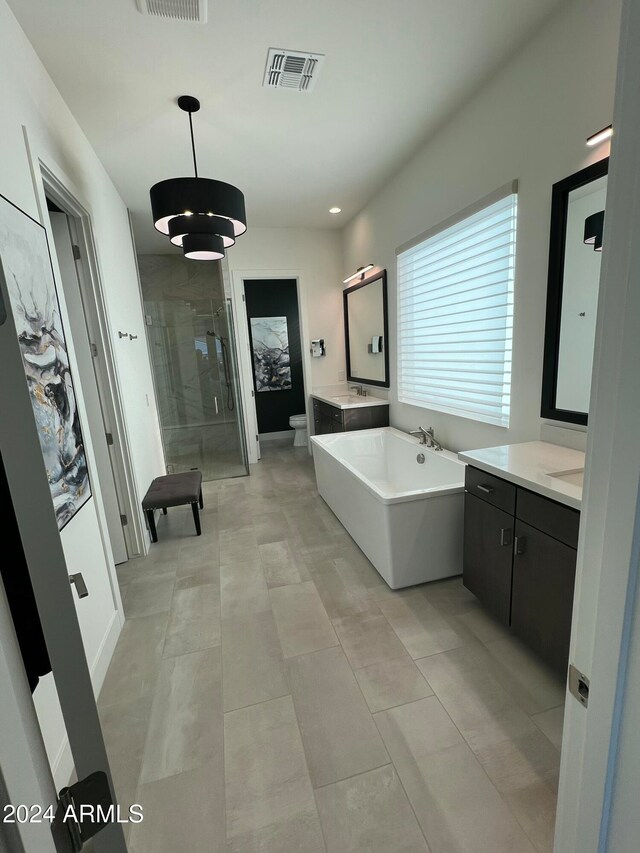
[72,244,81,261]
[568,664,589,708]
[51,771,113,852]
[90,342,98,357]
[251,389,255,397]
[256,434,259,442]
[242,293,245,301]
[105,432,114,446]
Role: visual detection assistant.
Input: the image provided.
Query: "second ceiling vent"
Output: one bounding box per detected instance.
[263,48,324,93]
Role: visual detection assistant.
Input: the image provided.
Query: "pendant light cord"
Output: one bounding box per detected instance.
[188,110,198,178]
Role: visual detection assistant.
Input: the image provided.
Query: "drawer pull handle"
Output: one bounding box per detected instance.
[477,484,495,494]
[500,528,512,547]
[514,536,526,556]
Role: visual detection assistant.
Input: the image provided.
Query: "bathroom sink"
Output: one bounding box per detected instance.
[548,468,584,488]
[330,395,367,405]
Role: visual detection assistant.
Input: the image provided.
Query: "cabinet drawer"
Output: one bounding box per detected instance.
[516,489,579,549]
[465,466,516,515]
[330,407,343,422]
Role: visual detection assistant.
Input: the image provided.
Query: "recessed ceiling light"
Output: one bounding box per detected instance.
[329,207,342,214]
[586,125,613,147]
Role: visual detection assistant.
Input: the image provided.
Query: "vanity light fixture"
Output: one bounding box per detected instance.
[343,264,374,284]
[329,207,342,214]
[584,210,605,253]
[586,125,613,147]
[149,96,247,260]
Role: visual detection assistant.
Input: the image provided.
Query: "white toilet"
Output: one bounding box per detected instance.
[289,414,308,447]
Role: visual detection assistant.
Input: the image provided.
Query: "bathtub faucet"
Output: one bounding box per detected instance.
[410,426,443,451]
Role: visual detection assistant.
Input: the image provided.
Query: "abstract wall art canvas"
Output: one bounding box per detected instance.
[0,194,91,530]
[250,316,292,392]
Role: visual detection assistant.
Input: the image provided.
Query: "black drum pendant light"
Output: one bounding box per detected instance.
[584,210,605,253]
[149,96,247,260]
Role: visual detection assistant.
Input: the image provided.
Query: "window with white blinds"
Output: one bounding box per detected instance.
[397,191,517,427]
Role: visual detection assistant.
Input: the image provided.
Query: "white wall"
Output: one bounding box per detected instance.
[342,0,620,453]
[0,0,164,784]
[226,227,345,390]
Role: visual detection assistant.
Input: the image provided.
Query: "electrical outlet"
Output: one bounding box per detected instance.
[338,370,346,381]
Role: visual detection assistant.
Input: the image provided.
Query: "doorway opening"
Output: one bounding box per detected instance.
[243,278,306,443]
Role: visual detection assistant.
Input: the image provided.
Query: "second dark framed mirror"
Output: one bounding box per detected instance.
[344,269,389,388]
[541,158,608,425]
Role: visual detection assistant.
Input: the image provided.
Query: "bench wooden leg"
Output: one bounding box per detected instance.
[191,501,202,536]
[198,488,203,510]
[146,509,158,543]
[162,507,167,515]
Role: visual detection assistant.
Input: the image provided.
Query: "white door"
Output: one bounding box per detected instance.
[0,221,126,851]
[553,0,640,848]
[49,212,128,565]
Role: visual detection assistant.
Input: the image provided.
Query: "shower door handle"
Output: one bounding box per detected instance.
[215,397,219,415]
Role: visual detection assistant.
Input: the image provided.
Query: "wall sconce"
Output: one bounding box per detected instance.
[586,125,613,147]
[584,210,605,252]
[343,264,374,285]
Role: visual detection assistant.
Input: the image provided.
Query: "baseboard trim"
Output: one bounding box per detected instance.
[260,430,295,441]
[51,610,122,787]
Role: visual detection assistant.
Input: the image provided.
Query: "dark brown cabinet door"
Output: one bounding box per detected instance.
[463,493,514,625]
[511,520,577,675]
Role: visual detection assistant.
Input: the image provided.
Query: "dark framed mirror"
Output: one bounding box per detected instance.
[541,158,608,425]
[344,269,389,388]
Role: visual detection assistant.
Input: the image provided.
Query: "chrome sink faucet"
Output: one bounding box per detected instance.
[349,384,367,397]
[409,426,443,451]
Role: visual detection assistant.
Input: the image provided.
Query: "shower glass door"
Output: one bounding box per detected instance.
[139,256,248,480]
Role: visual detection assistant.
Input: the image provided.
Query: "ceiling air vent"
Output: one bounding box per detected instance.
[263,49,325,93]
[136,0,207,23]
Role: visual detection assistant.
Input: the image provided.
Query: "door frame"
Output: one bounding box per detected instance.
[0,224,126,852]
[23,129,146,558]
[553,0,640,848]
[229,268,311,464]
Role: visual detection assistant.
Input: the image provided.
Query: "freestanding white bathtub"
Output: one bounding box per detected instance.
[311,427,465,589]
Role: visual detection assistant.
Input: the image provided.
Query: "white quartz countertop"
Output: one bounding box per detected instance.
[458,441,585,510]
[311,389,390,410]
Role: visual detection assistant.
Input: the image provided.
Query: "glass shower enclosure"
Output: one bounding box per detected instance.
[139,255,248,480]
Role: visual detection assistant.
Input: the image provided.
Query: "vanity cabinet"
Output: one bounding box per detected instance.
[463,465,579,674]
[312,398,389,435]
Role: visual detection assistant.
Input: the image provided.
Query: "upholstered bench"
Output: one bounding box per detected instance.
[142,471,203,543]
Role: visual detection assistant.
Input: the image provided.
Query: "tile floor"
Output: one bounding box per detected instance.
[99,440,566,853]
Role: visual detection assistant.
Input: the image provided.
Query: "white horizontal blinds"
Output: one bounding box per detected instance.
[397,193,517,427]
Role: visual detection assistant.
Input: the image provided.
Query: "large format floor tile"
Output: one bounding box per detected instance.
[332,611,407,669]
[123,572,175,619]
[269,581,338,658]
[416,645,537,752]
[162,581,220,658]
[100,612,168,704]
[375,697,537,853]
[224,696,325,853]
[221,609,289,712]
[315,764,429,853]
[354,655,433,713]
[287,646,389,787]
[129,760,225,853]
[377,592,466,659]
[100,442,564,853]
[140,646,223,784]
[259,540,310,587]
